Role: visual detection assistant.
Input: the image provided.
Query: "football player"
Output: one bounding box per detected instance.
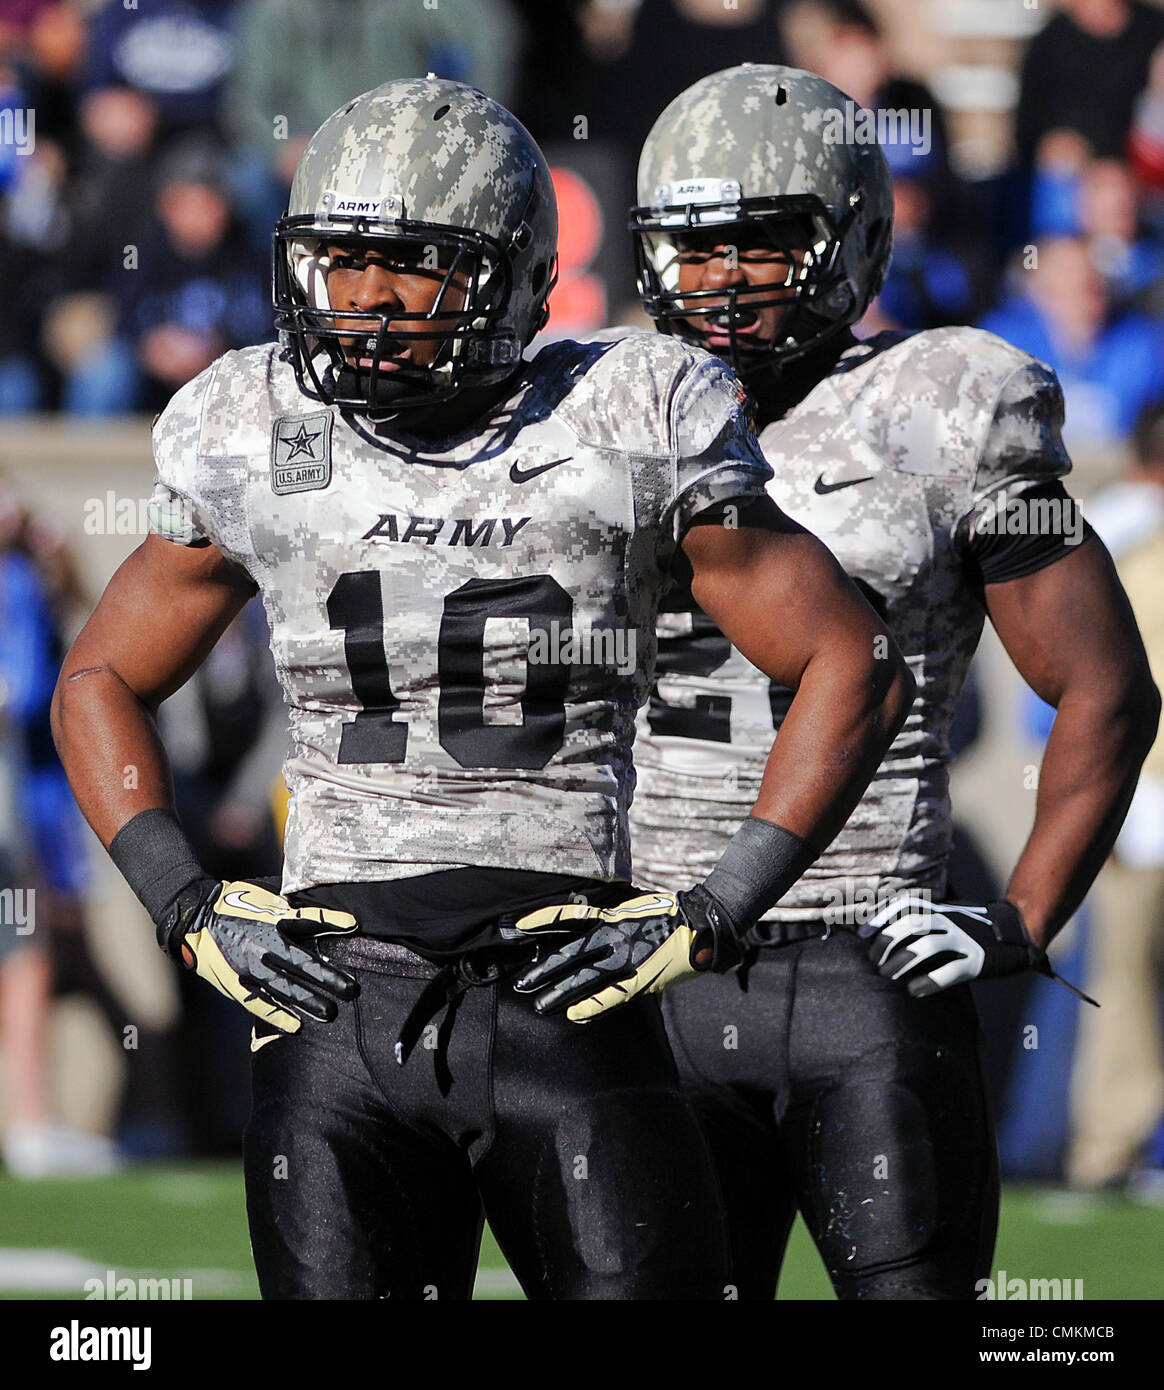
[610,64,1160,1299]
[51,78,914,1299]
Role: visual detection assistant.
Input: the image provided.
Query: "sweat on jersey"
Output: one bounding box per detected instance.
[148,335,771,896]
[630,327,1079,928]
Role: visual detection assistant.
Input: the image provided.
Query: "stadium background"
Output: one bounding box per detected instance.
[1,0,1162,1301]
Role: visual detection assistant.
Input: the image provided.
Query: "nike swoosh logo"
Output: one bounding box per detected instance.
[250,1029,280,1053]
[618,894,676,918]
[509,456,572,483]
[222,890,283,919]
[813,473,874,495]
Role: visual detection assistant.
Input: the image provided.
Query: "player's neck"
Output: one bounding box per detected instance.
[747,331,857,428]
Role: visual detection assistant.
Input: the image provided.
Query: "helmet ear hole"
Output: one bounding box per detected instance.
[866,216,887,257]
[775,86,788,106]
[531,261,547,293]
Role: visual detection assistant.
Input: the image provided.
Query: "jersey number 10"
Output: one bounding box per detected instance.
[327,570,574,770]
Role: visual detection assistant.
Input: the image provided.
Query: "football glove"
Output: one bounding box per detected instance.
[859,896,1096,1004]
[503,884,742,1022]
[156,878,360,1034]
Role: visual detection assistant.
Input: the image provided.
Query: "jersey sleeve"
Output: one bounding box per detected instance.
[953,358,1087,578]
[957,358,1071,536]
[148,366,215,546]
[147,355,257,573]
[665,355,773,542]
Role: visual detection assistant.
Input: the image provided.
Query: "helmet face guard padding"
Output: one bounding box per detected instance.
[272,78,559,419]
[631,192,863,372]
[632,64,894,378]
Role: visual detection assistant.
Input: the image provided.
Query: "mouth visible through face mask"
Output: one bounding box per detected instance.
[698,306,767,350]
[349,332,411,374]
[708,308,759,331]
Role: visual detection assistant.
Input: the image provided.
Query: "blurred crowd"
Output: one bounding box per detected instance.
[0,0,1162,1191]
[2,0,1164,440]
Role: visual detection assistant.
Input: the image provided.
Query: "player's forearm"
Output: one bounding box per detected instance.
[750,642,915,849]
[1005,677,1161,947]
[50,664,178,849]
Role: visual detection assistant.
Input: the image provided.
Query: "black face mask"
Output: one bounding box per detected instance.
[630,193,881,377]
[273,215,541,423]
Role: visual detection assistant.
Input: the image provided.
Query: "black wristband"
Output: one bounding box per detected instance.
[702,817,817,938]
[108,809,211,926]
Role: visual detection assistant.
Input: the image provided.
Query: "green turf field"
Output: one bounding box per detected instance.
[0,1163,1159,1300]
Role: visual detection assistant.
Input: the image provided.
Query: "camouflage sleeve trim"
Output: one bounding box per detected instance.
[149,357,225,548]
[954,357,1074,552]
[667,477,772,544]
[146,483,211,547]
[665,357,772,541]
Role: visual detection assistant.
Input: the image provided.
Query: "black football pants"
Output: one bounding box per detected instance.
[243,935,729,1299]
[662,927,999,1300]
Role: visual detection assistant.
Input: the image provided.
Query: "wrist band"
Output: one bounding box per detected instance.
[108,808,210,926]
[702,816,817,936]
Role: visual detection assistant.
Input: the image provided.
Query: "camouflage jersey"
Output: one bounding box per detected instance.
[149,334,771,895]
[630,327,1073,925]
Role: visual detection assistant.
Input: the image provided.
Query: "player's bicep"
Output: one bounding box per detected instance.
[681,496,885,686]
[985,533,1149,709]
[61,533,258,710]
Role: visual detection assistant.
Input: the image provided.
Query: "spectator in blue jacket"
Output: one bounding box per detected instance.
[979,235,1164,451]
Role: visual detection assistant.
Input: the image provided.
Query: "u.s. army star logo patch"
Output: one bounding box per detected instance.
[271,412,332,494]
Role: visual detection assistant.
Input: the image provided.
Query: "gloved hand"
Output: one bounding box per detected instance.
[157,878,360,1033]
[502,883,741,1022]
[860,896,1049,997]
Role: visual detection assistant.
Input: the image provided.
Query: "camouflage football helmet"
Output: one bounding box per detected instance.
[274,77,558,416]
[632,63,893,375]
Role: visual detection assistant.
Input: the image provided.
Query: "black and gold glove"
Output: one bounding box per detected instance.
[504,818,817,1022]
[504,884,739,1022]
[157,878,359,1034]
[109,809,359,1035]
